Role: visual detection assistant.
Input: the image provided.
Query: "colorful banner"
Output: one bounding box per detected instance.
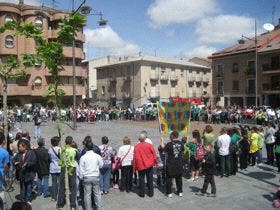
[157,100,191,134]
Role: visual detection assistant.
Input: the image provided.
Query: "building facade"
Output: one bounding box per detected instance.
[0,2,87,106]
[89,55,211,107]
[211,26,280,107]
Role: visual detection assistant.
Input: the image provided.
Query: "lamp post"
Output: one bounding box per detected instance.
[71,0,107,130]
[238,19,258,107]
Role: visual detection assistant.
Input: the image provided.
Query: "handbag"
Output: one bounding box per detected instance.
[115,146,131,169]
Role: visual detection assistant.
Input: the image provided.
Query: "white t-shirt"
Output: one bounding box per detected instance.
[217,134,231,156]
[117,145,134,166]
[145,138,153,145]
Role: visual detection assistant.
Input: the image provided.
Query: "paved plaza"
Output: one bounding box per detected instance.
[6,120,279,210]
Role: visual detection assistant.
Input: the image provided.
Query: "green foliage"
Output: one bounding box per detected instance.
[0,56,27,80]
[58,13,86,45]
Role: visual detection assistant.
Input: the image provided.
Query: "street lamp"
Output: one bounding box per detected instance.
[238,19,258,107]
[71,1,107,130]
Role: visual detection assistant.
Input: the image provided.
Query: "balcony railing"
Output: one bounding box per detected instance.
[263,83,280,91]
[160,75,168,81]
[150,72,159,80]
[262,63,280,72]
[188,76,195,82]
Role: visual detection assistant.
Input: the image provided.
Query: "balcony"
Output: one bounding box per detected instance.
[150,89,159,98]
[150,71,159,80]
[63,47,85,59]
[262,63,280,74]
[160,74,168,81]
[170,74,178,81]
[44,66,86,77]
[262,83,280,93]
[48,30,85,42]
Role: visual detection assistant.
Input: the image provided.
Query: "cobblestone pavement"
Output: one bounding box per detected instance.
[5,120,277,210]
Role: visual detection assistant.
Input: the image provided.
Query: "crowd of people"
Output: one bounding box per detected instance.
[0,119,278,210]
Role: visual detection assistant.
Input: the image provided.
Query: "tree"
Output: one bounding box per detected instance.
[0,22,39,145]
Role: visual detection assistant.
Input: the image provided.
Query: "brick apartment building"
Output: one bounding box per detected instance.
[0,2,87,106]
[211,26,280,107]
[89,55,211,108]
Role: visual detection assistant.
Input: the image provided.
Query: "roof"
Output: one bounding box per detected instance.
[211,27,280,58]
[95,55,210,69]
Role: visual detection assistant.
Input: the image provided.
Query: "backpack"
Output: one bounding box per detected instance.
[196,144,205,160]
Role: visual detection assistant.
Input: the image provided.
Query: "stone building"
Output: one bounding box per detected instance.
[89,55,211,107]
[0,2,87,105]
[211,26,280,107]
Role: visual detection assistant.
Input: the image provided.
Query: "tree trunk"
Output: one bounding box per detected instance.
[2,78,8,147]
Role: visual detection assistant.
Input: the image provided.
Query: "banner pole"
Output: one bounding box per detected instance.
[157,100,162,136]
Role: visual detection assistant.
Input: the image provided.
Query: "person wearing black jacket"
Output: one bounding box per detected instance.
[239,130,250,170]
[14,141,37,204]
[34,138,51,197]
[197,143,216,197]
[274,124,280,172]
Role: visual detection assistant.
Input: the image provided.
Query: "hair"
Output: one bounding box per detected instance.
[15,132,22,141]
[18,140,28,149]
[101,136,109,145]
[181,136,187,143]
[10,201,32,210]
[71,141,78,149]
[65,136,73,145]
[140,130,148,138]
[231,127,239,135]
[205,143,213,149]
[204,125,213,133]
[85,140,93,150]
[0,133,4,145]
[21,130,30,138]
[220,127,227,134]
[192,130,201,144]
[83,136,92,145]
[252,126,258,132]
[51,136,60,147]
[170,131,179,139]
[37,137,45,147]
[123,136,131,145]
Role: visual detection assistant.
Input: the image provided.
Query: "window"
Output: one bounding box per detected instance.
[34,77,42,88]
[247,79,255,93]
[232,63,239,73]
[5,35,14,48]
[34,17,43,28]
[247,60,255,74]
[216,64,223,77]
[232,80,239,91]
[5,15,13,23]
[101,86,105,95]
[271,56,280,70]
[217,81,223,95]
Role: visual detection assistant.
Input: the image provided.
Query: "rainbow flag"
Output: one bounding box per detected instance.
[157,100,191,134]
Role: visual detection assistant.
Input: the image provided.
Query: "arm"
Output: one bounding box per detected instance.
[160,137,166,149]
[98,155,104,169]
[79,157,85,179]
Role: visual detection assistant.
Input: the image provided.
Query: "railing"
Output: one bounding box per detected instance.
[160,75,168,80]
[262,63,280,72]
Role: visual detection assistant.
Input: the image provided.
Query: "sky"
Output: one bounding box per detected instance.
[2,0,280,60]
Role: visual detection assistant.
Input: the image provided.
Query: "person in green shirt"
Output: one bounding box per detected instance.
[230,128,241,175]
[202,125,215,146]
[257,127,265,165]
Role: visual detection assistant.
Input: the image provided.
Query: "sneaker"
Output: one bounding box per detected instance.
[167,194,172,198]
[179,193,183,197]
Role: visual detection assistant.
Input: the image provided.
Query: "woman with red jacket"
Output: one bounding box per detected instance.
[134,133,157,198]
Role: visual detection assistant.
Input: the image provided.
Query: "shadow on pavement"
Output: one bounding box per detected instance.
[189,186,201,193]
[258,165,275,172]
[262,193,275,202]
[239,171,278,187]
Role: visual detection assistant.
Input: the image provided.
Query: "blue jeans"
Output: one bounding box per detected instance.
[34,125,41,139]
[51,173,60,200]
[257,148,263,164]
[20,181,32,202]
[100,164,111,191]
[37,175,49,196]
[84,176,102,210]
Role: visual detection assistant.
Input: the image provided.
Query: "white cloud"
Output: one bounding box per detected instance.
[165,29,175,38]
[196,15,255,44]
[147,0,218,28]
[184,45,216,59]
[0,0,41,6]
[84,26,140,56]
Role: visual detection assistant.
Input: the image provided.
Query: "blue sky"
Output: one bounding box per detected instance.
[2,0,280,60]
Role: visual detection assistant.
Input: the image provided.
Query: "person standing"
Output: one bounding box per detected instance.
[134,134,157,198]
[99,136,113,194]
[33,112,41,139]
[230,128,241,175]
[257,127,265,165]
[0,133,9,202]
[202,125,215,146]
[249,127,259,166]
[160,131,184,198]
[196,144,216,197]
[117,137,134,193]
[274,123,280,172]
[34,138,50,197]
[265,122,276,165]
[217,128,231,178]
[79,140,104,210]
[238,130,250,170]
[48,136,61,201]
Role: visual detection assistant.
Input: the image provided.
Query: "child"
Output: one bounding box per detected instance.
[112,149,120,189]
[14,140,37,204]
[196,143,216,197]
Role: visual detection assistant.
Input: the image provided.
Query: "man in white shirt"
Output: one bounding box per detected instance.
[79,141,104,210]
[217,127,231,177]
[140,130,153,145]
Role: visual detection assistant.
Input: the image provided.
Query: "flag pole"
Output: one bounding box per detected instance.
[156,99,162,135]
